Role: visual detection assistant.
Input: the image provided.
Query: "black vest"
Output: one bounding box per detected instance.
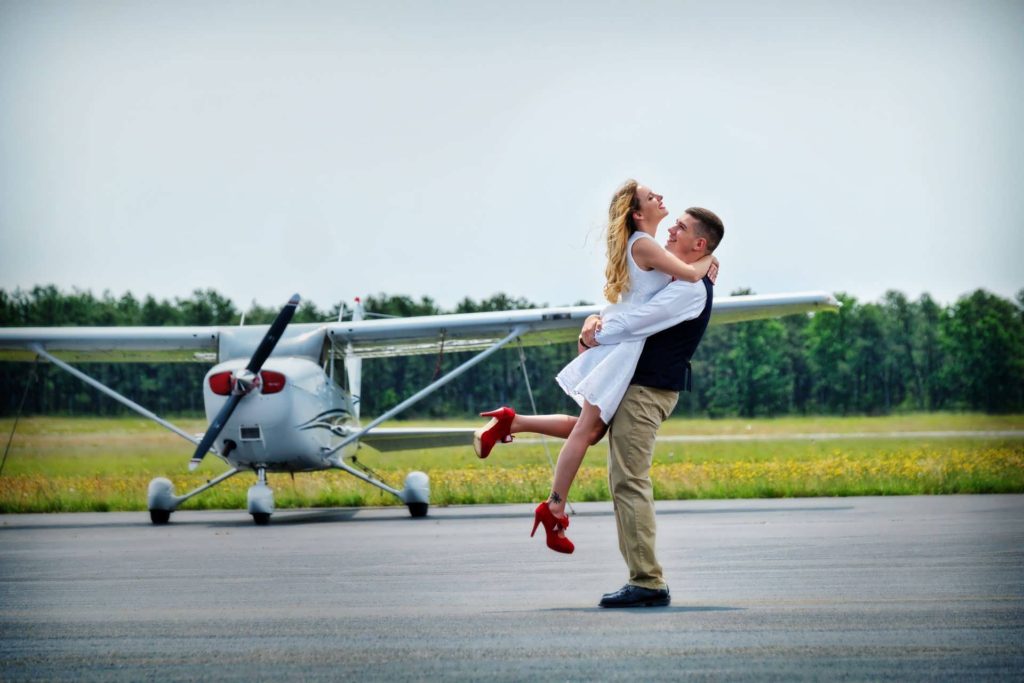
[630,277,714,392]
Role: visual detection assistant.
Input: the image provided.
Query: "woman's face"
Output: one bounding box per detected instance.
[633,185,669,225]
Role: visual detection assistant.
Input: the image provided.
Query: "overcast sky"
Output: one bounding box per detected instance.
[1,0,1021,314]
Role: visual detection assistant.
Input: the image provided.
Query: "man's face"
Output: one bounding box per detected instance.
[633,185,668,225]
[666,213,705,259]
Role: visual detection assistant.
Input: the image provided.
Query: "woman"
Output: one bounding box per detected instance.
[476,180,718,554]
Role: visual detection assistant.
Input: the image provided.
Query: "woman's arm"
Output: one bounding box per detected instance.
[596,280,710,345]
[632,237,715,283]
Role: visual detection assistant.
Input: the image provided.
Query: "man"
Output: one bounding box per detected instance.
[580,206,725,608]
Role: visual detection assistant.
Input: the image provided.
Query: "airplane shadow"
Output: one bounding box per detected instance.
[261,508,368,525]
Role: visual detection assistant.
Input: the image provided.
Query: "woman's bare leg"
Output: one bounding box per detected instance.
[546,401,607,522]
[509,414,577,439]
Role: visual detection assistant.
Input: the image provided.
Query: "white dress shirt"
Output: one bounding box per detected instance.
[595,279,709,346]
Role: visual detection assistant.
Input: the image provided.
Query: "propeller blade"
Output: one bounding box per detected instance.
[189,294,300,471]
[189,393,243,471]
[246,293,300,374]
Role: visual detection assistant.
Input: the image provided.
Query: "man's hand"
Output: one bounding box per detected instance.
[580,315,602,349]
[707,257,720,285]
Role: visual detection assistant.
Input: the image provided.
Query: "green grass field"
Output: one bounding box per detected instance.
[0,414,1021,513]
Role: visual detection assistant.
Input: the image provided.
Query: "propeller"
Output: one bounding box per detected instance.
[189,293,300,471]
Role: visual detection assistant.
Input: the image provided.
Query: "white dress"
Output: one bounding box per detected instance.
[556,232,671,423]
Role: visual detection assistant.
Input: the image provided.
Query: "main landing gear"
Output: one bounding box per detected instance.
[146,468,243,526]
[150,509,171,525]
[401,471,430,518]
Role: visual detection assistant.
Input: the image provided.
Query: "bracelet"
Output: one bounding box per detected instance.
[578,335,592,349]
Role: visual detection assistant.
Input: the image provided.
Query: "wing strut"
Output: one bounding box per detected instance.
[1,357,38,477]
[326,325,528,460]
[515,337,555,470]
[28,344,202,447]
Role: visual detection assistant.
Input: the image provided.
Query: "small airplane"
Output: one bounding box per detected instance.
[0,291,839,525]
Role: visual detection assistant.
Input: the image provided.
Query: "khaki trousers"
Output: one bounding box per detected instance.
[607,384,678,590]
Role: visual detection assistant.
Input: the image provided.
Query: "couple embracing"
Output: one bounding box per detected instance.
[476,179,725,608]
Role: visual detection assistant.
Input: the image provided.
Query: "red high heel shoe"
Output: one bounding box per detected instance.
[474,406,516,459]
[531,501,574,554]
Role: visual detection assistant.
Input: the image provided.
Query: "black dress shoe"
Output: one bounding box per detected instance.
[598,584,670,608]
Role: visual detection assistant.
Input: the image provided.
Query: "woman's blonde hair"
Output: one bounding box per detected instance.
[603,179,641,303]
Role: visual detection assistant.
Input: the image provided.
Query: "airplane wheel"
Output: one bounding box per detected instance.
[150,509,171,525]
[408,502,428,518]
[252,512,271,526]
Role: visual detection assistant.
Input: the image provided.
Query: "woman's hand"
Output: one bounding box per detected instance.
[578,315,602,353]
[707,257,720,285]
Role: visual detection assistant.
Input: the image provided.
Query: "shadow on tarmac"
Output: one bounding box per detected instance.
[539,605,746,613]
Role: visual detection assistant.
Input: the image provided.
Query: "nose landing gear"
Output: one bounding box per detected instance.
[247,466,274,525]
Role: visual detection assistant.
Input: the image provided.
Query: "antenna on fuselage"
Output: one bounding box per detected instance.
[346,297,363,421]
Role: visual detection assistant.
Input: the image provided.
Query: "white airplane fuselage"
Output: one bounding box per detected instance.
[202,356,356,472]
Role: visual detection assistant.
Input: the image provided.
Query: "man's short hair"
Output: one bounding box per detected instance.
[685,207,724,253]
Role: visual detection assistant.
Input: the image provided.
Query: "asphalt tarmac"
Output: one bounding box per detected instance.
[1,495,1022,681]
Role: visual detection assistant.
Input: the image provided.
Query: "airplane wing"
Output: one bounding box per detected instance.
[324,290,841,359]
[0,291,840,363]
[0,326,221,363]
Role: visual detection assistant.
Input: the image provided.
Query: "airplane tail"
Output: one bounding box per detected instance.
[345,297,363,421]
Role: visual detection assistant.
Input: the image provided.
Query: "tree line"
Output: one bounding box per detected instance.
[1,285,1021,418]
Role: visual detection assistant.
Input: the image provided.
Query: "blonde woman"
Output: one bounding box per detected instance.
[475,180,718,553]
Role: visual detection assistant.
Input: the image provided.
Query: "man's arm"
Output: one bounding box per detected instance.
[590,280,708,346]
